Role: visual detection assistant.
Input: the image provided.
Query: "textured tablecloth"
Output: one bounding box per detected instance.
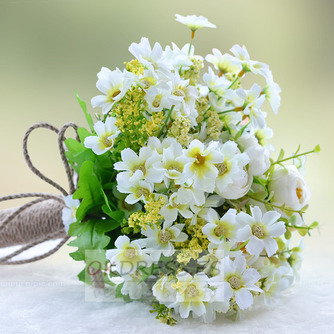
[1,232,333,334]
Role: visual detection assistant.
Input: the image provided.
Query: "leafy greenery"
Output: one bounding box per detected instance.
[64,122,125,285]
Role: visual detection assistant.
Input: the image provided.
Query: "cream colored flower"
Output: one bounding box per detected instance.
[175,14,216,31]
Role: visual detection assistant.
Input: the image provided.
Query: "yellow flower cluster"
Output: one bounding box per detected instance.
[167,116,191,147]
[113,87,165,150]
[125,59,144,76]
[181,57,204,86]
[127,195,166,232]
[206,109,223,140]
[175,218,209,265]
[195,97,210,124]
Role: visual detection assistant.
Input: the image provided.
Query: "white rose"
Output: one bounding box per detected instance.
[238,133,271,176]
[268,165,310,210]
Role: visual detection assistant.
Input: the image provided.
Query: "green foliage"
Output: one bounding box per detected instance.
[65,132,126,285]
[150,302,177,326]
[73,161,105,220]
[75,90,95,132]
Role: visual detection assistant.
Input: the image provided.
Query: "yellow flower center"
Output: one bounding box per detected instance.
[215,162,228,176]
[152,97,162,108]
[168,163,182,173]
[296,187,303,201]
[133,164,146,174]
[252,224,265,239]
[159,230,172,243]
[102,136,113,148]
[135,187,150,199]
[185,284,199,297]
[140,79,151,90]
[214,224,226,238]
[173,88,185,97]
[194,153,206,166]
[107,89,121,102]
[228,275,242,290]
[124,247,136,259]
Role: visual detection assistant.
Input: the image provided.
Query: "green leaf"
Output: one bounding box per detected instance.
[277,148,285,162]
[65,138,96,173]
[310,221,319,229]
[314,144,321,153]
[73,161,104,220]
[77,127,92,143]
[75,90,95,132]
[284,229,292,240]
[102,204,124,223]
[297,228,308,237]
[68,219,112,250]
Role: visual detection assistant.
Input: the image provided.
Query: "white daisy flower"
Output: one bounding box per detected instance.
[209,255,262,310]
[160,141,191,187]
[84,117,120,155]
[159,192,193,223]
[152,275,176,306]
[140,220,188,261]
[236,83,267,128]
[203,67,235,98]
[145,87,174,113]
[106,235,152,275]
[61,195,80,232]
[112,186,141,219]
[91,67,135,114]
[169,73,199,126]
[202,208,239,244]
[237,206,286,257]
[120,271,149,300]
[230,44,270,79]
[128,37,172,76]
[114,146,163,185]
[205,49,240,76]
[183,139,224,193]
[176,180,206,207]
[214,140,251,199]
[165,43,194,71]
[170,271,213,319]
[117,180,154,205]
[175,14,216,31]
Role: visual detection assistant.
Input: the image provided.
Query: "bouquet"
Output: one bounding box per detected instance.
[62,14,319,324]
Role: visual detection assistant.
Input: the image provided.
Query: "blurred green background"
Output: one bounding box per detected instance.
[0,1,332,251]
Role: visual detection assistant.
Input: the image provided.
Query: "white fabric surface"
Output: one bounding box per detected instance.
[0,233,333,334]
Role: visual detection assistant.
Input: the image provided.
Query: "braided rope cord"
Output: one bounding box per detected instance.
[0,122,80,265]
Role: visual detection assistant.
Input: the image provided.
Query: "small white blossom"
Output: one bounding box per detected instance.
[214,140,251,199]
[129,37,172,76]
[84,117,120,155]
[170,272,213,319]
[140,221,188,261]
[183,139,224,193]
[61,195,80,232]
[91,67,135,114]
[202,208,239,244]
[175,14,216,31]
[209,255,262,310]
[106,236,152,275]
[237,206,286,257]
[205,49,240,76]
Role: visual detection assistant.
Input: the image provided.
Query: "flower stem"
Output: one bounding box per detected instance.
[272,149,317,165]
[231,239,249,251]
